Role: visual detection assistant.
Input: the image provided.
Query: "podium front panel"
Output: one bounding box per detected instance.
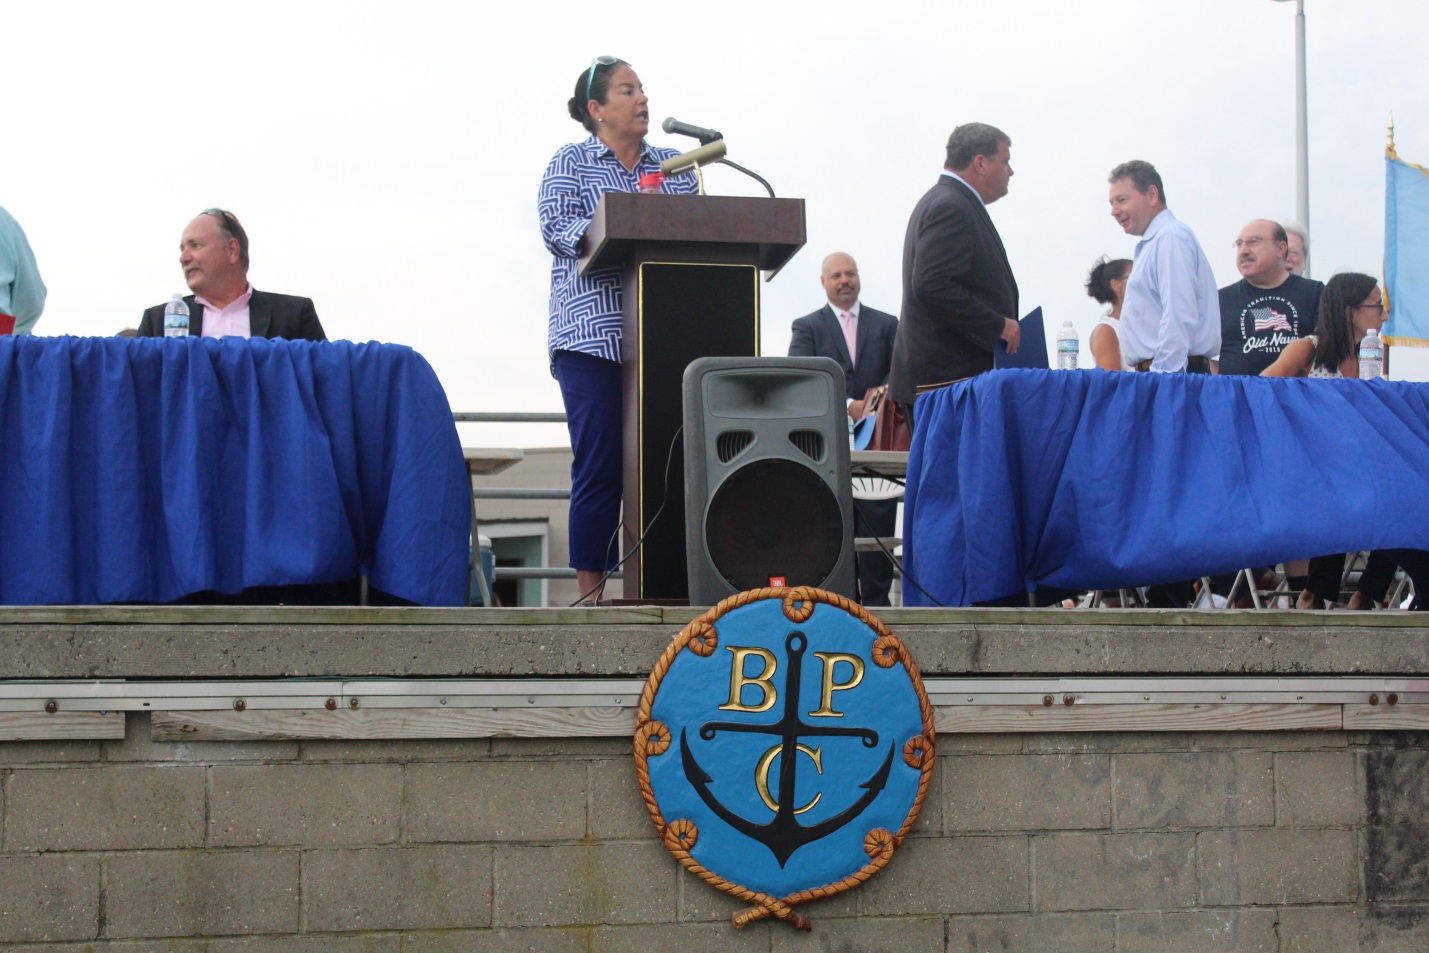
[624,262,759,600]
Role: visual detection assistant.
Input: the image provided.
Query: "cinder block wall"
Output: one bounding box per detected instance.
[4,714,1428,952]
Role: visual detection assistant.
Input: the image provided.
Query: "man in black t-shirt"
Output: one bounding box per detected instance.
[1216,219,1323,376]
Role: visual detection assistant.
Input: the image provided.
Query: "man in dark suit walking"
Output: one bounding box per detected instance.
[139,209,326,341]
[789,251,900,605]
[888,122,1020,421]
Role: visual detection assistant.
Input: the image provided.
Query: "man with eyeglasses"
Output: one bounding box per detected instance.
[1108,160,1219,373]
[138,209,326,341]
[1215,219,1323,376]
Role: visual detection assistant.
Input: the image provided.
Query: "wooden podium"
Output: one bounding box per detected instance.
[580,193,805,601]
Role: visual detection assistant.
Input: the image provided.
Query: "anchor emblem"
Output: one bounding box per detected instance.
[681,630,896,867]
[635,587,935,931]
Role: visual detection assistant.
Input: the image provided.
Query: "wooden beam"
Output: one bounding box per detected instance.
[1344,704,1429,730]
[933,703,1342,734]
[152,706,639,741]
[0,711,125,741]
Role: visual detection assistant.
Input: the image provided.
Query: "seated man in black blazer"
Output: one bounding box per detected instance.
[138,209,326,341]
[789,251,900,605]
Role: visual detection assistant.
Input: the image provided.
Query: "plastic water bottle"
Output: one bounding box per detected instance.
[1056,321,1079,370]
[163,294,190,338]
[1359,328,1383,380]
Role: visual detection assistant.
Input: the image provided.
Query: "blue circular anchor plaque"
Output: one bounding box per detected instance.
[634,587,935,931]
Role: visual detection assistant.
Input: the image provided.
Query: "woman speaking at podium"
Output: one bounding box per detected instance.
[538,57,699,604]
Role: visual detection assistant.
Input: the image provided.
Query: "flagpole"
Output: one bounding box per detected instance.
[1272,0,1311,276]
[1385,116,1395,377]
[1292,0,1310,277]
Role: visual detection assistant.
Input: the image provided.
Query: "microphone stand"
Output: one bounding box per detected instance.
[716,158,775,198]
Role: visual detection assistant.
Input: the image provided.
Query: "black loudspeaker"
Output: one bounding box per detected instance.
[682,357,855,605]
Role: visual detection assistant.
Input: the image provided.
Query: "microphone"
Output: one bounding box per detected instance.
[660,140,728,177]
[662,117,723,144]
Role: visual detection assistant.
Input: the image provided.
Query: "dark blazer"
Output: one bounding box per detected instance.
[888,176,1018,404]
[788,302,899,400]
[138,289,326,341]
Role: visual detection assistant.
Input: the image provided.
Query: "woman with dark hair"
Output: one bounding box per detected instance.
[538,57,699,604]
[1262,272,1426,609]
[1261,271,1382,379]
[1085,256,1133,371]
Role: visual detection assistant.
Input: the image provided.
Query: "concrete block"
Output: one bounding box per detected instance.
[209,936,399,953]
[1277,751,1364,827]
[299,738,490,762]
[7,765,205,851]
[944,753,1110,833]
[936,733,1025,755]
[1114,752,1273,830]
[1034,832,1196,911]
[401,927,589,953]
[589,759,655,840]
[304,845,493,932]
[1023,733,1192,754]
[1117,909,1278,952]
[493,842,676,927]
[407,761,586,843]
[1365,825,1429,902]
[769,915,944,951]
[1347,730,1429,748]
[1365,748,1429,825]
[1280,904,1429,953]
[955,625,1105,674]
[947,912,1115,952]
[1193,730,1347,751]
[1199,828,1358,905]
[860,835,1028,916]
[2,943,200,953]
[0,741,102,764]
[0,854,99,942]
[209,763,402,847]
[104,849,299,938]
[489,737,633,759]
[598,922,772,953]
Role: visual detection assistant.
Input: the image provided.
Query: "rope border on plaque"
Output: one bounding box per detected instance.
[633,586,936,931]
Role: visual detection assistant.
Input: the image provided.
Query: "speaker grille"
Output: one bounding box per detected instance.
[715,429,755,464]
[705,458,844,591]
[788,429,826,463]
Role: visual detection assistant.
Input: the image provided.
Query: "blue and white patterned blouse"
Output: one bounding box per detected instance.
[538,136,700,370]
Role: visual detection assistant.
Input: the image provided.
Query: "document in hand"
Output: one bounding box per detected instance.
[993,306,1048,370]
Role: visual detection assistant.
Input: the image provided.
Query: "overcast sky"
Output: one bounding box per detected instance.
[6,0,1428,447]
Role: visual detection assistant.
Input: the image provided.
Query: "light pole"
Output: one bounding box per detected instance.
[1273,0,1310,276]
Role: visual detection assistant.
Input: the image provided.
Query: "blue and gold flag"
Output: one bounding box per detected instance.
[1385,134,1429,346]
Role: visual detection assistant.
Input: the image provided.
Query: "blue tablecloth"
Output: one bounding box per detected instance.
[904,368,1429,606]
[0,336,470,606]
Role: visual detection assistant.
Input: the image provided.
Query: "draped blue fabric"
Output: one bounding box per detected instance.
[904,369,1429,607]
[0,336,470,606]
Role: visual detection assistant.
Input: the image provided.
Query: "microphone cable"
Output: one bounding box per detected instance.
[570,424,684,606]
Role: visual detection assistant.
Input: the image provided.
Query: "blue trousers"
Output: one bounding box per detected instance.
[554,350,622,571]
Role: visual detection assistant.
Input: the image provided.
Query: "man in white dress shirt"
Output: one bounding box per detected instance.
[1108,161,1219,373]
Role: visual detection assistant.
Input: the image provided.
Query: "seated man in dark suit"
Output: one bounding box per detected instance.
[789,251,900,605]
[138,209,326,341]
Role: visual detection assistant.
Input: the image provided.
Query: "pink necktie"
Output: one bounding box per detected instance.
[842,311,857,366]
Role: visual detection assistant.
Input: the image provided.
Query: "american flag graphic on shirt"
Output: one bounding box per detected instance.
[1251,306,1293,334]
